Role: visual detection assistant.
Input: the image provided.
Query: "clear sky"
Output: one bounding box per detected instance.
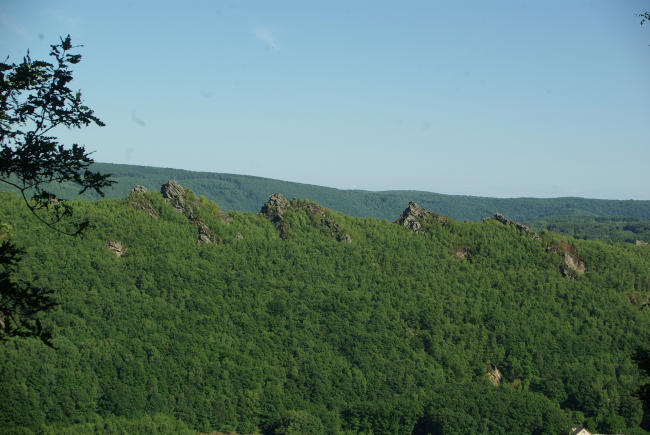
[2,1,649,199]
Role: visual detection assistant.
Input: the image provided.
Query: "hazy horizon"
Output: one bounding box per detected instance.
[94,161,650,201]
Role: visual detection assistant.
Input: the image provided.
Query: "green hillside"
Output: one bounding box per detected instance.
[25,162,650,223]
[526,215,650,245]
[1,183,650,434]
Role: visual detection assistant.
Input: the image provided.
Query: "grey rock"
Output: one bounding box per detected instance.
[486,365,502,386]
[236,232,244,240]
[128,200,160,220]
[261,195,352,243]
[261,193,291,223]
[452,248,468,260]
[161,180,197,215]
[130,185,148,194]
[560,252,586,280]
[322,218,352,243]
[486,213,540,239]
[637,240,649,246]
[394,201,445,233]
[161,180,184,198]
[196,222,215,245]
[107,240,127,257]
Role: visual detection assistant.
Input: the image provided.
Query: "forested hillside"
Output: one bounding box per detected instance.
[526,216,650,245]
[26,162,650,223]
[1,184,650,435]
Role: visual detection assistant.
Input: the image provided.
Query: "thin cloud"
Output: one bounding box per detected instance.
[43,8,77,30]
[254,27,279,51]
[0,13,28,37]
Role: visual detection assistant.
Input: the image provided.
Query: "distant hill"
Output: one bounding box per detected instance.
[12,162,650,223]
[526,215,650,244]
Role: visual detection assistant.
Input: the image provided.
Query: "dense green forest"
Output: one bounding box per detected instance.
[23,162,650,223]
[526,216,650,245]
[1,183,650,434]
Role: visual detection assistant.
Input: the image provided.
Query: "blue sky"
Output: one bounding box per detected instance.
[2,1,649,199]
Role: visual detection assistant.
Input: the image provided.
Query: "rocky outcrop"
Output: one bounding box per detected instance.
[484,213,540,239]
[130,185,148,194]
[486,365,502,386]
[547,242,586,280]
[261,193,291,223]
[161,180,198,216]
[452,247,468,260]
[127,189,160,220]
[159,180,228,244]
[637,240,649,246]
[107,241,127,257]
[236,232,244,240]
[261,194,352,243]
[196,222,215,245]
[323,218,353,243]
[561,252,586,278]
[394,202,445,234]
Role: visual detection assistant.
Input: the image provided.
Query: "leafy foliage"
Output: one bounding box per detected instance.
[0,36,112,345]
[0,222,57,345]
[0,35,113,234]
[0,190,649,434]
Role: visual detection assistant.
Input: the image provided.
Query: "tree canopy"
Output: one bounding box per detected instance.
[0,36,113,344]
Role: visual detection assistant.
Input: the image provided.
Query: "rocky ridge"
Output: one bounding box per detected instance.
[127,186,160,220]
[128,181,223,245]
[161,180,198,217]
[130,185,148,194]
[484,213,540,239]
[160,181,217,245]
[261,194,352,243]
[394,201,446,234]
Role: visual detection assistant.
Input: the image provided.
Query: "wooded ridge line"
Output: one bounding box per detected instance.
[12,162,648,223]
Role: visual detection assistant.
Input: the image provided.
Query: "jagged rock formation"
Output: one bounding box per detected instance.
[161,180,198,216]
[107,241,127,257]
[196,222,215,245]
[159,181,225,245]
[486,365,502,386]
[485,213,540,239]
[261,193,291,223]
[394,202,446,234]
[637,240,649,246]
[323,218,353,243]
[130,185,148,194]
[260,194,352,243]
